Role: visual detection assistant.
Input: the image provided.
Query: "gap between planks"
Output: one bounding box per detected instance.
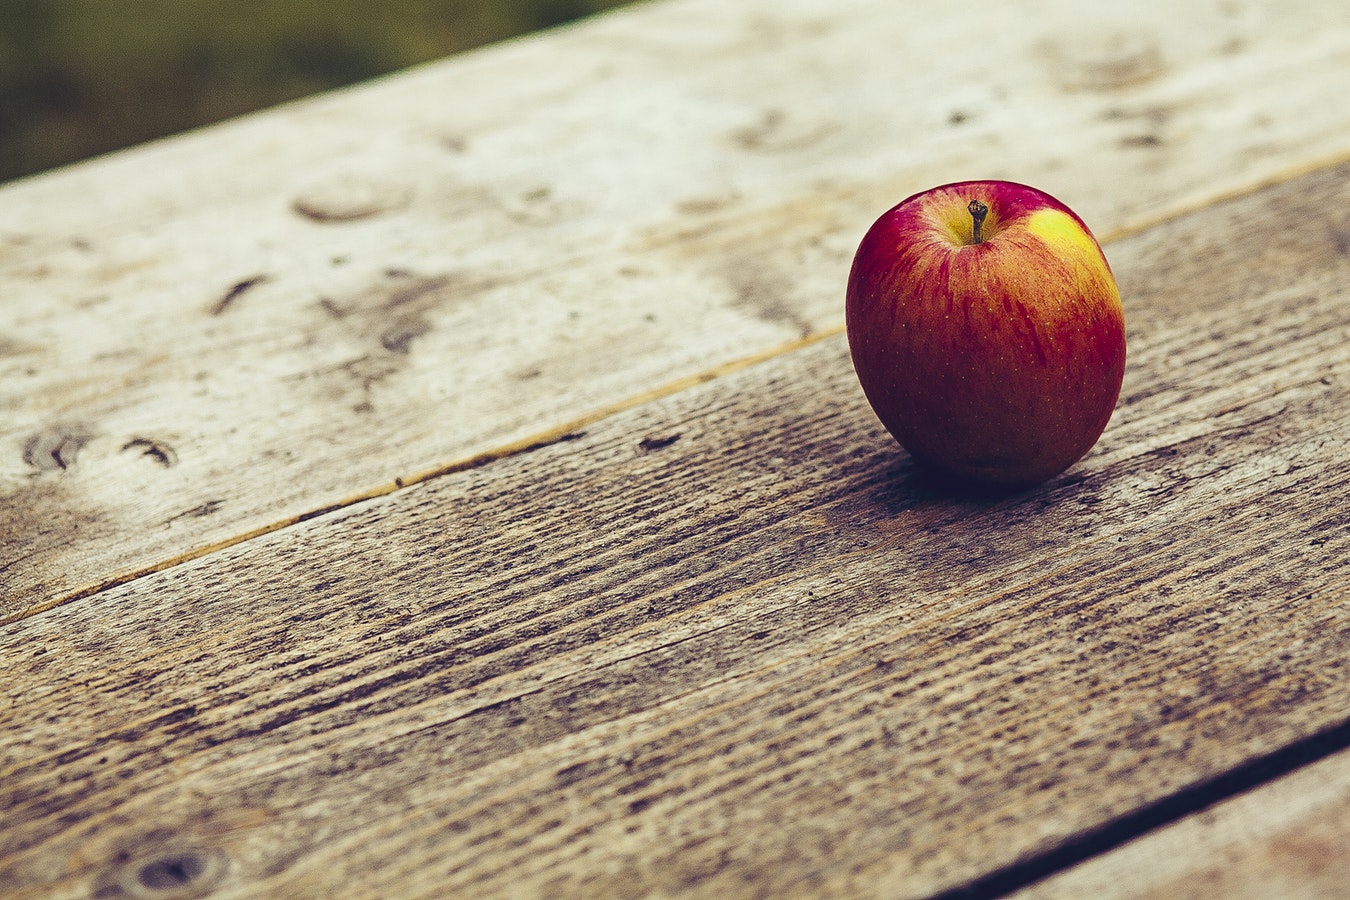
[8,144,1350,630]
[3,157,1349,895]
[940,696,1350,898]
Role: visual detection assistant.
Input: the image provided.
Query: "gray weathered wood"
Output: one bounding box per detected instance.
[1017,744,1350,899]
[6,0,1350,619]
[3,159,1348,898]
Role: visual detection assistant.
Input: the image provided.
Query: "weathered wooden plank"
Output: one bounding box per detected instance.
[6,0,1350,619]
[1015,740,1350,899]
[3,159,1349,898]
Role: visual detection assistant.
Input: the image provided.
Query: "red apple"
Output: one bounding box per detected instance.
[846,180,1126,487]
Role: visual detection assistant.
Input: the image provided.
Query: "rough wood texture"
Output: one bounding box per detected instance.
[1018,742,1350,899]
[3,159,1348,898]
[6,0,1350,619]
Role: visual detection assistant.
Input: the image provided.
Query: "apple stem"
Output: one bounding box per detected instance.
[968,199,989,245]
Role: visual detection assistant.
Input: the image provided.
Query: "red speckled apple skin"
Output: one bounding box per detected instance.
[846,180,1126,487]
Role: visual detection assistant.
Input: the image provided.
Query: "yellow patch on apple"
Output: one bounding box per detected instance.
[1026,206,1104,263]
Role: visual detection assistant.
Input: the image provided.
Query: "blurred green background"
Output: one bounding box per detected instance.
[0,0,636,185]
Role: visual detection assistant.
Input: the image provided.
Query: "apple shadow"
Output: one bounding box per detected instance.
[857,451,1105,539]
[866,451,1042,506]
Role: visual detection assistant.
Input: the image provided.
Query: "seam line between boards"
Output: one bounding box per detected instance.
[11,148,1350,626]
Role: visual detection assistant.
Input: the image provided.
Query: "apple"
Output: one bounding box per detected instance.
[845,180,1126,487]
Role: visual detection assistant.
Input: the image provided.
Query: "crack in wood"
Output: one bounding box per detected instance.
[23,430,90,471]
[122,438,178,468]
[210,275,271,316]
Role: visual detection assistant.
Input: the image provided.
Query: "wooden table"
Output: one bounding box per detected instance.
[4,0,1349,896]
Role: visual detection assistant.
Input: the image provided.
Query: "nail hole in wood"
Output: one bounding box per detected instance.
[639,434,681,453]
[137,853,208,890]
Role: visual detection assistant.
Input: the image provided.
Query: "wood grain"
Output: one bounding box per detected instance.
[6,0,1350,618]
[4,158,1349,898]
[1015,740,1350,898]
